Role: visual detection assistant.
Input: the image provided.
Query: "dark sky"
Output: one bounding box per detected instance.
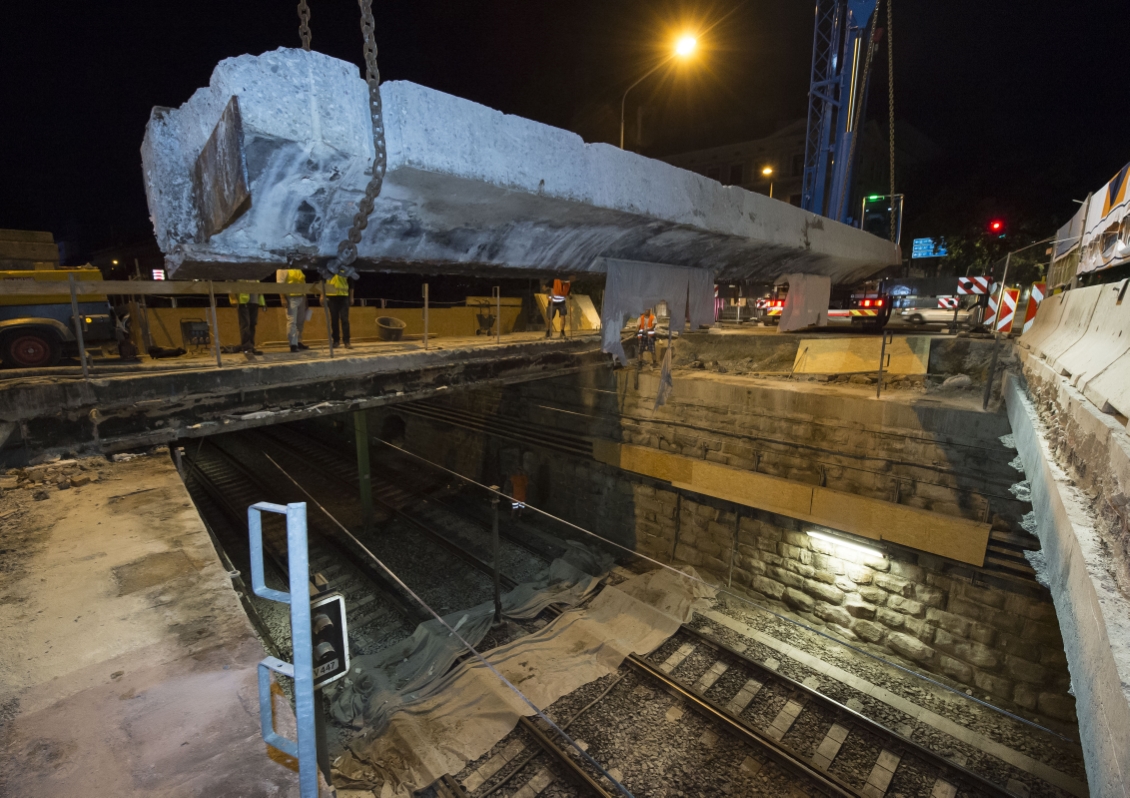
[3,1,1128,259]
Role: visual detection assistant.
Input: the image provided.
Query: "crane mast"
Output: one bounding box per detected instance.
[801,0,880,225]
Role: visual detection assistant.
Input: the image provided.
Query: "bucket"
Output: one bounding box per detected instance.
[376,316,407,342]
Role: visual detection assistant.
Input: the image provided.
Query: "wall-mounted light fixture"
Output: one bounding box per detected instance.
[806,530,883,559]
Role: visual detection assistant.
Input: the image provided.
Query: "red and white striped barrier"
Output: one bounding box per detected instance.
[958,276,994,295]
[937,296,958,309]
[986,288,1019,333]
[1022,282,1046,334]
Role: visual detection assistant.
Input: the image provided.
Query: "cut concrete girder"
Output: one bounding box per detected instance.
[142,48,901,282]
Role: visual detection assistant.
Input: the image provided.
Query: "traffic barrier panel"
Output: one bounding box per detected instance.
[1019,288,1068,355]
[1022,283,1045,334]
[1051,279,1130,389]
[1079,281,1130,417]
[1036,285,1102,371]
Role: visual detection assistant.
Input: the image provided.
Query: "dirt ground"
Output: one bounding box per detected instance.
[0,450,320,797]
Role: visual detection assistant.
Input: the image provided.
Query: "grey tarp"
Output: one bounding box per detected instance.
[329,543,613,733]
[778,272,831,331]
[599,257,715,365]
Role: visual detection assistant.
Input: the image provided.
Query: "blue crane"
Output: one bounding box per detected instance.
[801,0,881,225]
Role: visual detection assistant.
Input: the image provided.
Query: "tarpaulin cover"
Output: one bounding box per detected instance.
[778,273,831,331]
[333,567,714,796]
[599,258,715,365]
[329,543,612,733]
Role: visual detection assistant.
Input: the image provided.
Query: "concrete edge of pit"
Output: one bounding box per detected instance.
[1004,372,1130,798]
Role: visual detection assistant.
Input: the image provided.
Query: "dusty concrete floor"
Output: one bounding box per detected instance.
[0,451,314,797]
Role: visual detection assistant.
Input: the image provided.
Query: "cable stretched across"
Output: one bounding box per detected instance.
[261,453,636,798]
[375,438,1079,745]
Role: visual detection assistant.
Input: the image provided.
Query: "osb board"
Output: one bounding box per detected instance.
[792,336,930,375]
[810,488,989,566]
[674,461,814,520]
[597,441,989,567]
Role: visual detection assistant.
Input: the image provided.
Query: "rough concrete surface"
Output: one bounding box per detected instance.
[1004,374,1130,797]
[142,48,899,282]
[0,452,314,797]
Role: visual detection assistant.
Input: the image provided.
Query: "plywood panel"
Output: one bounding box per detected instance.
[597,439,989,567]
[792,336,930,374]
[810,488,989,566]
[681,460,814,519]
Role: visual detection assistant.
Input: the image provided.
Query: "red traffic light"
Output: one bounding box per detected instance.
[989,219,1005,234]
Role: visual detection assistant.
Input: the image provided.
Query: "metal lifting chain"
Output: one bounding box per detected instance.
[886,0,896,241]
[323,0,388,280]
[297,0,311,51]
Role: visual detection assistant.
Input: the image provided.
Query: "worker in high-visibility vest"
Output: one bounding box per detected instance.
[546,277,571,338]
[507,472,528,518]
[228,291,266,355]
[637,308,657,362]
[325,273,352,349]
[276,268,309,352]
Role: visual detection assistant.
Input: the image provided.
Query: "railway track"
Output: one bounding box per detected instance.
[452,623,1035,798]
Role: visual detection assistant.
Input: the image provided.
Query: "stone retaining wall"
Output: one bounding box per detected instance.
[382,403,1076,732]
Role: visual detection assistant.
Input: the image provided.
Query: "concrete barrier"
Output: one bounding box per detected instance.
[1034,286,1101,371]
[1051,279,1130,392]
[1018,288,1068,355]
[1083,344,1130,418]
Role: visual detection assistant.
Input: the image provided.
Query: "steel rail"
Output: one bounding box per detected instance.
[253,426,526,589]
[204,435,429,624]
[624,654,857,798]
[517,716,615,798]
[678,624,1018,798]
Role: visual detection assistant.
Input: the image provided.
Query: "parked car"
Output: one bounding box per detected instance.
[899,305,978,326]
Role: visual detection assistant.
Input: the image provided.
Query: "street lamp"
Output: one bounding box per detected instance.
[620,35,697,150]
[761,166,774,198]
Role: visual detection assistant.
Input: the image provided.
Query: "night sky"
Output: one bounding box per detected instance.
[4,1,1128,261]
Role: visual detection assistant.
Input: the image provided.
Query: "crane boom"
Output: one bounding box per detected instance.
[801,0,879,224]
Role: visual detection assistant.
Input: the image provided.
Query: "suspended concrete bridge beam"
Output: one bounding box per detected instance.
[142,48,900,284]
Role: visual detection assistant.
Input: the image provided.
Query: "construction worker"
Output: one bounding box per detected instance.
[276,268,309,352]
[325,272,352,349]
[637,308,657,362]
[546,277,571,338]
[229,290,266,355]
[507,472,528,518]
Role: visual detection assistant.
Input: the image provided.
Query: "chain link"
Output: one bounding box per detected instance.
[297,0,311,51]
[323,0,388,280]
[887,0,896,241]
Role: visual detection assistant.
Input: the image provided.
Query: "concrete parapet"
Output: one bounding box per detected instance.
[142,48,899,281]
[1005,373,1130,797]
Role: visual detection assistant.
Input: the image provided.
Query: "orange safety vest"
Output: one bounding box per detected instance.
[510,474,528,503]
[638,312,656,335]
[551,279,570,302]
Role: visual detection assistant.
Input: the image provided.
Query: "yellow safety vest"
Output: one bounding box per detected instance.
[326,274,350,296]
[279,269,305,284]
[229,293,266,306]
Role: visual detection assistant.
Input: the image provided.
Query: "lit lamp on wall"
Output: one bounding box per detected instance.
[761,166,775,199]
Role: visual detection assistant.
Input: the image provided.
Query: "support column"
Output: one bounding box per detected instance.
[354,410,373,534]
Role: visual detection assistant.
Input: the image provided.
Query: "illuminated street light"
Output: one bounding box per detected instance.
[761,166,774,198]
[620,34,699,150]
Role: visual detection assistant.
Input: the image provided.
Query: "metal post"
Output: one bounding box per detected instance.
[423,283,430,350]
[982,338,1000,411]
[490,488,502,623]
[354,410,373,534]
[313,688,331,783]
[322,281,334,359]
[993,252,1013,336]
[67,274,90,380]
[670,493,682,562]
[249,502,319,798]
[876,331,892,399]
[728,510,741,588]
[493,285,501,343]
[208,281,223,368]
